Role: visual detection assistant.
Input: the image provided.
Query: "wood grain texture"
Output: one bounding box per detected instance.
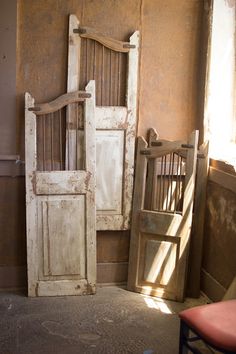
[70,19,140,230]
[35,171,91,195]
[96,130,124,214]
[79,38,127,106]
[30,91,89,115]
[187,141,209,297]
[79,28,135,53]
[66,15,81,170]
[25,82,96,297]
[42,197,85,277]
[127,132,198,301]
[25,92,38,296]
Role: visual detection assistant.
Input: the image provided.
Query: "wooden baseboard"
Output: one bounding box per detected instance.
[0,265,27,290]
[0,263,128,291]
[97,262,128,284]
[201,268,226,302]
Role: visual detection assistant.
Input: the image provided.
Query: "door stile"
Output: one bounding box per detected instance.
[127,137,148,291]
[66,14,81,171]
[84,80,96,291]
[25,92,38,296]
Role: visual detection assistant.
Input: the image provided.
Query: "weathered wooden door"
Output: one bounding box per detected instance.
[25,81,96,297]
[127,131,198,301]
[66,15,139,230]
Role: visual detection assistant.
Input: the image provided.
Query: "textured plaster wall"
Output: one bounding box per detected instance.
[1,0,205,288]
[138,0,204,140]
[16,0,204,154]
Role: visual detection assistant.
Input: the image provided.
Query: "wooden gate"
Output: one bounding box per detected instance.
[127,131,198,301]
[66,15,139,230]
[25,81,96,297]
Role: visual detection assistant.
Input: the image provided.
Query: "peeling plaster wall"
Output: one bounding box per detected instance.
[1,0,205,289]
[202,181,236,301]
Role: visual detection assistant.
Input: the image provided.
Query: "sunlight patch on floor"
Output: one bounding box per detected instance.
[142,295,173,314]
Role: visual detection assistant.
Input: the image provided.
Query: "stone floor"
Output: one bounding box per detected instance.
[0,286,210,354]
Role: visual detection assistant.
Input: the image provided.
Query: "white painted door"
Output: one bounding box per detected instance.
[66,15,139,230]
[25,81,96,297]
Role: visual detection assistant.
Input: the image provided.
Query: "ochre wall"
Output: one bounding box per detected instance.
[1,0,205,290]
[138,0,204,140]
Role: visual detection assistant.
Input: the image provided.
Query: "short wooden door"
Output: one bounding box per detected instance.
[25,81,96,297]
[127,131,198,301]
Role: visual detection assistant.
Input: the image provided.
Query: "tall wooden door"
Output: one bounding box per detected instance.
[127,131,198,301]
[66,15,139,230]
[25,81,96,297]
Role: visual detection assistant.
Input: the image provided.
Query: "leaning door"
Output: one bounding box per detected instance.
[66,15,139,230]
[25,81,96,297]
[127,131,198,301]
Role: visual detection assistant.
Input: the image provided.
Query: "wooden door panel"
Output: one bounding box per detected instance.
[40,197,85,278]
[35,171,89,195]
[142,239,178,286]
[96,130,124,214]
[139,210,182,236]
[37,279,89,297]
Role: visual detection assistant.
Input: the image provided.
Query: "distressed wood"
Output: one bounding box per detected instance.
[84,80,96,292]
[25,81,96,297]
[96,130,124,214]
[67,15,139,230]
[95,107,127,129]
[188,141,209,297]
[25,92,38,296]
[127,132,198,301]
[29,91,89,115]
[37,279,90,297]
[121,30,140,230]
[79,30,133,53]
[35,171,91,195]
[127,137,148,290]
[42,197,85,277]
[66,14,81,170]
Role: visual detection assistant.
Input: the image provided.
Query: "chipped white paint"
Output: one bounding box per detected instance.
[96,31,140,230]
[66,15,140,230]
[96,130,124,214]
[66,14,81,170]
[35,170,91,195]
[25,92,38,296]
[25,81,96,297]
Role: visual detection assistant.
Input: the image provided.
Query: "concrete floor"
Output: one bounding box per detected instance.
[0,286,210,354]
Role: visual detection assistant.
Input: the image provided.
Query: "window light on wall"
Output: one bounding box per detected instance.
[204,0,236,170]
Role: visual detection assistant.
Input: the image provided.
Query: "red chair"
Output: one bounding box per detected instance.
[178,299,236,353]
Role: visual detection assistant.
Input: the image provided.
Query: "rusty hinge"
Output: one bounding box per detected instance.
[28,106,41,112]
[73,28,86,34]
[181,144,194,149]
[79,92,91,99]
[151,141,163,147]
[140,150,151,155]
[123,44,136,49]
